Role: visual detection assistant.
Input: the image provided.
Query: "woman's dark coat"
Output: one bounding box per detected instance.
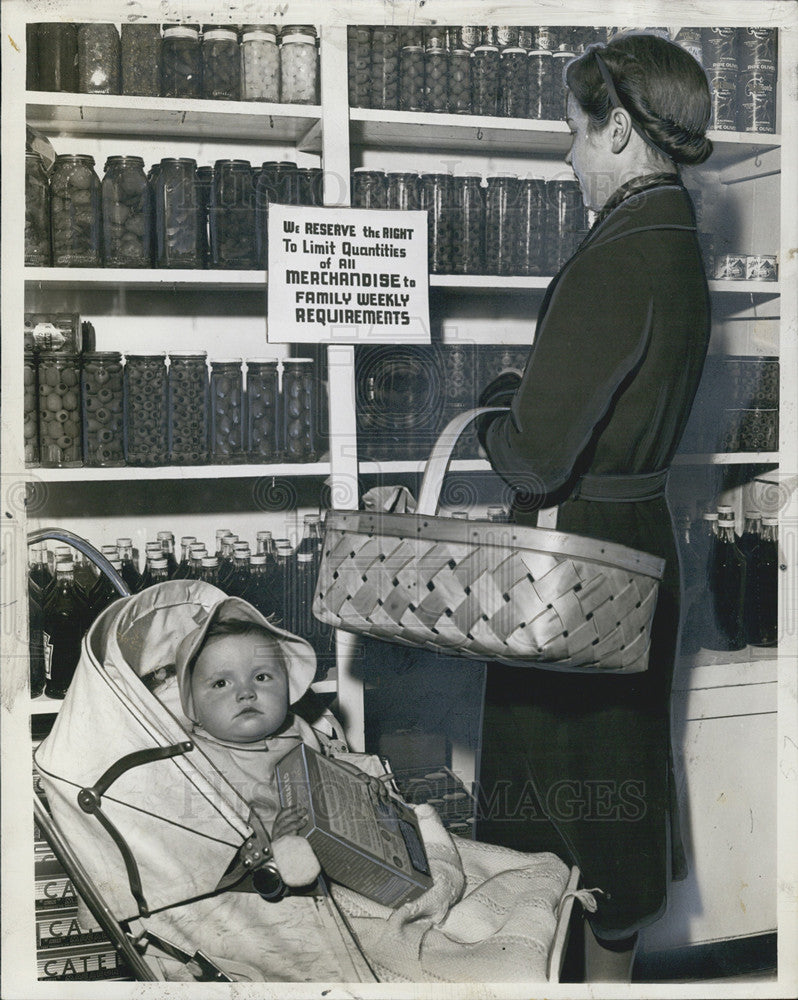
[476,178,710,938]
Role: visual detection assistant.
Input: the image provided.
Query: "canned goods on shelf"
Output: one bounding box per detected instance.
[102,155,152,268]
[419,173,454,274]
[81,352,125,467]
[348,25,372,108]
[168,352,208,465]
[201,25,240,100]
[25,152,50,266]
[209,159,257,269]
[745,254,778,281]
[737,64,777,133]
[121,23,162,97]
[486,26,520,49]
[532,26,560,51]
[449,49,472,114]
[38,352,82,468]
[425,47,449,113]
[672,27,702,65]
[196,165,213,267]
[281,358,319,462]
[472,45,500,116]
[77,22,120,94]
[37,22,78,92]
[24,354,39,466]
[399,45,425,112]
[550,50,574,120]
[527,49,554,120]
[500,47,529,117]
[452,26,483,50]
[706,59,740,131]
[124,354,168,466]
[246,359,281,461]
[386,171,420,211]
[50,154,102,268]
[209,359,246,462]
[451,174,485,275]
[700,27,738,66]
[714,253,746,280]
[424,26,449,50]
[513,177,547,276]
[298,167,324,207]
[485,174,519,275]
[352,168,387,209]
[155,157,202,268]
[281,25,318,104]
[241,25,280,102]
[161,24,201,99]
[370,25,400,110]
[737,27,777,70]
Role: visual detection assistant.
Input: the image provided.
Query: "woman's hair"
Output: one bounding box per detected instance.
[565,32,713,166]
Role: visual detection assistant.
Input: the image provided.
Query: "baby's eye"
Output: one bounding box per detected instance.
[254,671,270,682]
[212,679,227,689]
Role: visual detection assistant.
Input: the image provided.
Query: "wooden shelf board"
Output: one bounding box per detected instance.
[362,454,780,473]
[25,267,267,290]
[28,463,330,482]
[672,453,779,465]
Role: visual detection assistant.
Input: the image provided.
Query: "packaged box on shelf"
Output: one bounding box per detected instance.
[392,765,477,832]
[24,313,82,354]
[276,744,433,907]
[37,944,130,981]
[35,873,78,911]
[37,906,108,951]
[377,729,448,775]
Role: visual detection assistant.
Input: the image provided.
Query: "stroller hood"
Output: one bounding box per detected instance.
[34,580,296,920]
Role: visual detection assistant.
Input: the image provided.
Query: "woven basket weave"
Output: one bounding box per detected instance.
[313,408,665,673]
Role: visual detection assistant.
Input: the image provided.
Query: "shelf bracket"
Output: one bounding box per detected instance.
[297,118,323,155]
[721,146,780,185]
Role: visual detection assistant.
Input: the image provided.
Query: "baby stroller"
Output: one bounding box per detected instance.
[33,529,589,984]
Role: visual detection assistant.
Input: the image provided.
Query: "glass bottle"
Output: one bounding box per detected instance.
[157,530,178,577]
[247,555,273,617]
[155,157,202,268]
[50,154,102,267]
[528,49,554,120]
[217,534,239,590]
[246,359,281,461]
[370,26,400,110]
[209,159,257,269]
[419,172,454,274]
[121,23,162,97]
[280,25,318,104]
[25,152,51,266]
[451,174,484,274]
[124,353,168,466]
[81,352,124,467]
[102,155,152,267]
[256,530,275,557]
[215,528,232,559]
[399,44,425,112]
[281,358,319,462]
[274,160,300,205]
[116,537,141,592]
[168,352,208,464]
[500,46,528,117]
[173,535,197,579]
[38,352,82,468]
[77,23,120,95]
[200,556,221,587]
[472,45,500,116]
[37,23,78,93]
[449,49,472,114]
[209,359,245,462]
[161,24,201,99]
[24,353,40,466]
[188,543,208,579]
[43,560,91,699]
[706,507,747,651]
[136,544,166,591]
[746,517,778,647]
[351,168,387,209]
[201,24,240,100]
[485,174,519,275]
[425,46,449,113]
[241,25,280,101]
[145,556,170,590]
[348,25,372,108]
[87,558,124,620]
[226,547,252,599]
[514,177,546,276]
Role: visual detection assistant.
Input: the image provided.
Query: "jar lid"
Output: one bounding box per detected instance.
[160,157,198,167]
[201,556,219,567]
[82,351,122,361]
[196,165,214,178]
[281,32,316,45]
[425,44,449,53]
[487,172,518,180]
[210,358,243,364]
[552,49,576,57]
[213,158,252,169]
[104,155,145,169]
[242,28,277,42]
[386,170,420,177]
[168,351,208,359]
[281,24,317,36]
[502,46,528,55]
[352,167,385,173]
[401,44,424,52]
[247,357,279,364]
[451,49,472,56]
[473,45,499,53]
[54,153,96,166]
[125,352,166,360]
[242,23,278,33]
[202,26,239,39]
[528,48,554,57]
[284,358,314,365]
[762,517,778,525]
[275,161,299,172]
[162,23,200,36]
[250,554,267,565]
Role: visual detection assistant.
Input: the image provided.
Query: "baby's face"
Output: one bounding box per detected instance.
[190,633,289,743]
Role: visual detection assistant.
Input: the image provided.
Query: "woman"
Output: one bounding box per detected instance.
[475,32,713,981]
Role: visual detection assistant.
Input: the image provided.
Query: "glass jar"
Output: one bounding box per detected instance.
[241,25,280,101]
[386,171,420,211]
[419,173,453,274]
[298,167,324,206]
[527,49,554,119]
[281,359,318,462]
[168,352,208,464]
[500,47,528,117]
[485,174,519,275]
[27,23,39,90]
[81,352,124,467]
[209,359,245,462]
[50,154,102,267]
[77,23,120,94]
[351,168,387,209]
[348,25,372,108]
[514,178,546,275]
[424,47,449,113]
[161,24,201,99]
[38,352,82,468]
[24,353,40,466]
[124,353,168,466]
[546,178,585,272]
[37,23,78,92]
[155,157,201,268]
[121,23,161,96]
[449,49,472,114]
[246,360,280,461]
[101,155,152,268]
[280,26,318,104]
[399,45,425,112]
[25,152,51,266]
[255,161,279,268]
[370,26,400,110]
[451,174,484,274]
[549,50,573,121]
[196,164,213,267]
[274,161,301,204]
[201,25,240,100]
[209,159,257,269]
[472,45,500,116]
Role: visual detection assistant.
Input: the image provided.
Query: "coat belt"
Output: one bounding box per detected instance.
[573,468,669,502]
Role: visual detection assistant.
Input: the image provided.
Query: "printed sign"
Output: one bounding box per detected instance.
[267,205,430,343]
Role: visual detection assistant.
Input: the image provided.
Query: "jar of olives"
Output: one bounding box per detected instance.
[50,154,102,267]
[255,161,280,268]
[25,152,51,266]
[399,45,425,112]
[77,23,120,94]
[419,173,453,274]
[280,25,318,104]
[196,165,213,267]
[370,26,400,110]
[550,50,574,120]
[472,45,500,116]
[37,23,78,92]
[281,358,319,462]
[348,25,371,108]
[500,47,528,117]
[209,159,257,269]
[26,23,39,90]
[81,352,124,467]
[298,167,324,206]
[485,174,519,275]
[528,49,554,119]
[24,353,40,466]
[38,352,82,468]
[546,178,585,272]
[386,171,420,211]
[124,354,168,466]
[352,168,387,209]
[241,25,280,101]
[121,23,162,96]
[451,174,485,274]
[209,359,245,462]
[155,158,201,268]
[274,161,301,205]
[425,46,449,113]
[201,25,240,100]
[162,24,201,99]
[246,359,280,461]
[102,156,152,267]
[514,178,546,275]
[168,352,208,465]
[449,49,472,114]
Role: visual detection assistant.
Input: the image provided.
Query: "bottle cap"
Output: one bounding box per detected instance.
[250,554,267,565]
[157,531,174,541]
[202,556,219,566]
[180,536,197,546]
[58,560,75,572]
[762,517,778,526]
[702,512,719,520]
[151,558,168,569]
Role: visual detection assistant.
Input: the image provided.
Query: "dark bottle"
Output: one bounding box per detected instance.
[247,554,275,617]
[173,535,197,579]
[188,544,208,580]
[273,541,293,627]
[28,548,51,698]
[29,545,53,592]
[217,533,239,590]
[226,546,253,599]
[738,508,762,643]
[706,507,747,651]
[685,512,718,653]
[149,558,171,589]
[43,560,91,699]
[746,517,778,647]
[116,537,142,592]
[87,558,124,620]
[137,544,167,592]
[72,552,99,599]
[158,530,179,577]
[200,556,221,588]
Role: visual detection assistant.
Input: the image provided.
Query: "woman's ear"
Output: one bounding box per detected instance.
[609,108,634,154]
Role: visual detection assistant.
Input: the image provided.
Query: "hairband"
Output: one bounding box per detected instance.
[592,51,671,160]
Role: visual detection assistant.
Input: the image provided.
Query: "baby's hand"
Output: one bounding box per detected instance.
[271,805,308,841]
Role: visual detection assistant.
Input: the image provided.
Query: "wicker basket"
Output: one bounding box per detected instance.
[313,408,665,673]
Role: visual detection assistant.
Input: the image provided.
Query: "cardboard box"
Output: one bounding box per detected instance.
[275,744,433,907]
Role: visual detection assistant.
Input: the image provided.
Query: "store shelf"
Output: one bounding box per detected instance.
[707,279,780,296]
[359,458,491,475]
[430,275,551,291]
[26,91,322,147]
[673,453,779,465]
[24,267,267,290]
[30,696,63,716]
[29,463,331,482]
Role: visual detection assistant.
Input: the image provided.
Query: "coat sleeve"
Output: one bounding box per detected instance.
[483,244,654,500]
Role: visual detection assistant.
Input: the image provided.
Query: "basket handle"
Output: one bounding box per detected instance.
[416,407,508,516]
